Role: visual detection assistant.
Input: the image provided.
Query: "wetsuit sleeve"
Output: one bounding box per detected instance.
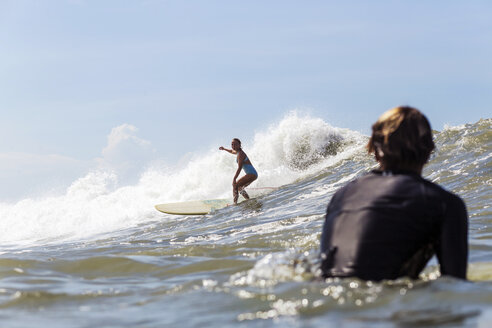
[320,185,348,255]
[435,195,468,280]
[320,196,336,254]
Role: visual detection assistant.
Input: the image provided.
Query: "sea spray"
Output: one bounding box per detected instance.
[0,118,490,327]
[0,112,371,246]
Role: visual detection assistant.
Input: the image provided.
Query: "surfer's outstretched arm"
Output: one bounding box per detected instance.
[219,146,237,155]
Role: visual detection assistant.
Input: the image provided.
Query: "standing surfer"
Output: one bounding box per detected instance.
[219,138,258,204]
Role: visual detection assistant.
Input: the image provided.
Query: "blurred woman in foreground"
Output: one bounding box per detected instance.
[320,106,468,281]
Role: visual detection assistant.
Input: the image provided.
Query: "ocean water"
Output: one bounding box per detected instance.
[0,114,491,327]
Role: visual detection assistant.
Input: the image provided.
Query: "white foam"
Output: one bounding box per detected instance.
[0,111,366,247]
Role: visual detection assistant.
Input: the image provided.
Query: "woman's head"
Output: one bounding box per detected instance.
[231,138,242,151]
[367,106,435,173]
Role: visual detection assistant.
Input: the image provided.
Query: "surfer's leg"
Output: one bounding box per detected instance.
[236,174,257,200]
[240,189,249,199]
[233,185,239,204]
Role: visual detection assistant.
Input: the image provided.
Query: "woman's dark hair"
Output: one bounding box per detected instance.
[232,138,241,146]
[367,106,435,171]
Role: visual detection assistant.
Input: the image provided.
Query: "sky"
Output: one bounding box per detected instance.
[0,0,491,201]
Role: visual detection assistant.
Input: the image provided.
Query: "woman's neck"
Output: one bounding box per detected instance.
[379,164,423,175]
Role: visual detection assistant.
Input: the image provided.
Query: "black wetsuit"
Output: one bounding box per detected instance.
[320,170,468,281]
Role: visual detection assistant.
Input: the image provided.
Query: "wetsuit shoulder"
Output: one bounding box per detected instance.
[429,182,468,279]
[320,170,468,281]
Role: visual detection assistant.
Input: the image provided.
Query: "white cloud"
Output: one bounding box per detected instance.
[97,124,156,182]
[102,124,151,159]
[0,124,156,202]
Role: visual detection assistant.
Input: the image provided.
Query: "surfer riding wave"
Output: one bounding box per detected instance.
[219,138,258,204]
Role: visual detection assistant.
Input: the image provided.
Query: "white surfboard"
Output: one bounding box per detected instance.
[468,262,492,282]
[155,199,232,215]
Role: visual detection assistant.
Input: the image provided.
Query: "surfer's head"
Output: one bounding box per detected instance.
[231,138,242,151]
[367,106,435,173]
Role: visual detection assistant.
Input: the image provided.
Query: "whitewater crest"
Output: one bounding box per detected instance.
[1,110,455,247]
[252,112,346,170]
[0,112,367,246]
